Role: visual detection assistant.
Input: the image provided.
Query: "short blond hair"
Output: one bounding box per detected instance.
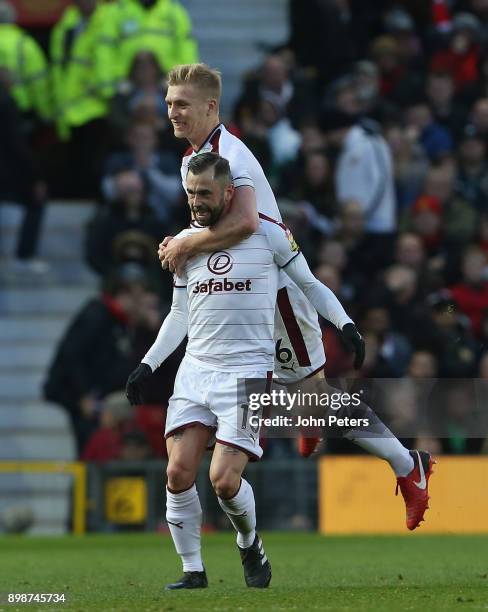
[167,63,222,100]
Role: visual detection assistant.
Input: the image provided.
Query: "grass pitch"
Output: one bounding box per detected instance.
[1,533,487,611]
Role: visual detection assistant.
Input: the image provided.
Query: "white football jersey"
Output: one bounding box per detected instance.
[180,123,325,381]
[173,217,301,371]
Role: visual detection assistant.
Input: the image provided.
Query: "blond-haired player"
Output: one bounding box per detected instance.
[157,63,435,534]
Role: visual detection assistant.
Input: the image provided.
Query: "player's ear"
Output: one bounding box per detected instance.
[224,182,234,203]
[207,97,218,115]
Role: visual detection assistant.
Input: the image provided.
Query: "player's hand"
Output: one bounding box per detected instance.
[340,323,365,370]
[126,363,153,405]
[161,236,191,276]
[158,236,174,269]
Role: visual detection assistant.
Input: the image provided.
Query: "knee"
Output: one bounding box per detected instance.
[210,469,241,499]
[166,461,195,493]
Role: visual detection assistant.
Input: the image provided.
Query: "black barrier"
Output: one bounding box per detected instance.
[86,459,317,532]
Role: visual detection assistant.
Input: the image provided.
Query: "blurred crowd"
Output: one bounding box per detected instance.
[2,0,488,458]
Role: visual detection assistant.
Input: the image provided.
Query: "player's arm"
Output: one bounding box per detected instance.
[269,224,365,369]
[125,285,188,405]
[162,185,258,275]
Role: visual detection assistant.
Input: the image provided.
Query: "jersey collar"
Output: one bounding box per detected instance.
[194,123,223,153]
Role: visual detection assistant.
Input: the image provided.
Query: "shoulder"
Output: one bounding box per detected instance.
[259,213,298,245]
[219,127,250,161]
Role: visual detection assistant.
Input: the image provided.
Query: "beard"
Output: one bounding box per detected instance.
[191,199,225,226]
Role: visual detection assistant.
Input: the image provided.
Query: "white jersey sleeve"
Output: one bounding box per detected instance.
[265,220,353,330]
[142,287,188,372]
[224,142,255,190]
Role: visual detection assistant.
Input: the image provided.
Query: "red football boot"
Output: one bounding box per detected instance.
[396,450,436,530]
[298,436,322,458]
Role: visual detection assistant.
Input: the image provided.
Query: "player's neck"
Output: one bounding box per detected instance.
[189,119,221,151]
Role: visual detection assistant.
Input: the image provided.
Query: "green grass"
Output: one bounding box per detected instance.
[1,533,487,611]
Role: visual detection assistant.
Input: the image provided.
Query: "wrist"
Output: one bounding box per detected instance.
[141,360,154,374]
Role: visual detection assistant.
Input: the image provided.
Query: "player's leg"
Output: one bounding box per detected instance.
[273,282,326,458]
[339,398,435,529]
[208,372,271,588]
[308,377,433,529]
[295,368,325,458]
[209,443,271,588]
[163,355,217,589]
[275,279,434,528]
[164,424,213,589]
[209,443,254,546]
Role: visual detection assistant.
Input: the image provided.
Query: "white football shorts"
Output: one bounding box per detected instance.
[165,354,272,460]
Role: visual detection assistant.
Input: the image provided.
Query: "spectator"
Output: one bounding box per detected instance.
[456,124,488,211]
[384,122,429,209]
[360,306,412,376]
[0,1,51,122]
[289,0,358,88]
[43,272,155,453]
[82,391,158,461]
[289,151,338,219]
[395,232,443,294]
[404,101,454,161]
[426,69,468,141]
[0,77,47,273]
[353,60,397,121]
[383,7,422,68]
[114,0,198,78]
[236,53,315,130]
[322,110,397,257]
[109,51,170,149]
[369,35,424,105]
[403,161,477,252]
[449,245,488,336]
[324,75,362,116]
[331,200,385,292]
[407,350,438,378]
[470,97,488,143]
[85,170,166,277]
[430,12,482,94]
[82,391,135,462]
[102,120,182,223]
[414,290,478,376]
[50,0,119,197]
[376,264,427,341]
[120,430,153,460]
[427,382,484,453]
[478,351,488,378]
[404,194,444,254]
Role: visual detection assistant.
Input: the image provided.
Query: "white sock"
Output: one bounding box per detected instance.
[346,433,414,477]
[218,478,256,548]
[166,484,204,572]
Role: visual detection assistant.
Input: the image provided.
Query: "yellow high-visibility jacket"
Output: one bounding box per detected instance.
[113,0,198,77]
[0,23,51,120]
[50,3,119,138]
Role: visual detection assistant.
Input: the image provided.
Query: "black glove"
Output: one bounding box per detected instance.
[341,323,365,370]
[126,363,153,405]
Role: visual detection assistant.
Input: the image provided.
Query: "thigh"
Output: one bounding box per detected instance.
[166,424,213,470]
[209,371,268,461]
[165,357,217,440]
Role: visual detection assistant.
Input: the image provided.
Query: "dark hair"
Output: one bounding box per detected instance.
[187,152,231,183]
